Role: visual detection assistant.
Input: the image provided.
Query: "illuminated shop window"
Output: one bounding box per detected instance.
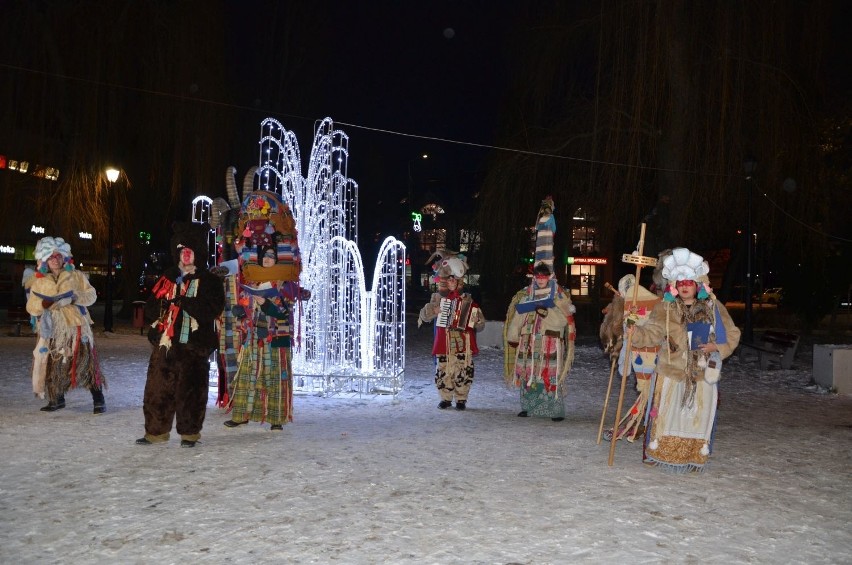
[572,207,599,255]
[570,264,596,296]
[420,228,446,253]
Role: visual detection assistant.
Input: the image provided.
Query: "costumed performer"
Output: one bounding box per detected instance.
[626,247,740,472]
[136,222,225,447]
[26,236,106,413]
[418,250,485,410]
[504,197,576,421]
[599,273,661,441]
[224,191,305,430]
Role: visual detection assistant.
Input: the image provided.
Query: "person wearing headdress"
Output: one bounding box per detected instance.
[599,273,662,441]
[504,198,576,421]
[223,192,307,430]
[136,222,225,447]
[626,247,741,472]
[26,236,106,413]
[418,250,485,410]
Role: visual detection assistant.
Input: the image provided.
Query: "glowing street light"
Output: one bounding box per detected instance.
[104,167,120,333]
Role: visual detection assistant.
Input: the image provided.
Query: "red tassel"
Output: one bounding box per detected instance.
[69,326,81,388]
[151,277,175,299]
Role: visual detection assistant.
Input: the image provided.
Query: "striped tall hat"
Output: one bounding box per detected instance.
[533,196,556,271]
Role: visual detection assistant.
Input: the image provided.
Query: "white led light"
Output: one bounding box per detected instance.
[256,117,406,396]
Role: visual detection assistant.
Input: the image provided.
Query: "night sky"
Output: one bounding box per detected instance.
[224,2,519,217]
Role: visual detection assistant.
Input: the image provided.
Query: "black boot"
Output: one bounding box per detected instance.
[91,389,106,414]
[40,395,65,412]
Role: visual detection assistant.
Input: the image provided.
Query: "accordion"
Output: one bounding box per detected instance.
[436,296,479,330]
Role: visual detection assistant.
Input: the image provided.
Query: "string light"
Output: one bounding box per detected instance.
[257,117,407,396]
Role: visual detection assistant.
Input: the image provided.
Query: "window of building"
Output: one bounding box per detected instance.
[420,228,446,253]
[571,208,599,255]
[570,264,596,296]
[421,203,445,221]
[459,229,481,254]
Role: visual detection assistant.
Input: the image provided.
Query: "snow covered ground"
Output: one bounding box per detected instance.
[0,312,850,564]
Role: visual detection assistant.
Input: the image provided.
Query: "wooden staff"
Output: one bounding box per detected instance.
[596,281,621,444]
[596,357,619,444]
[607,223,657,466]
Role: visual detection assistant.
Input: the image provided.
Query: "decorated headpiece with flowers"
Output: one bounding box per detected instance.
[661,247,712,301]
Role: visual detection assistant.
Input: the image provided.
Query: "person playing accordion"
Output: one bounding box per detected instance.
[418,250,485,411]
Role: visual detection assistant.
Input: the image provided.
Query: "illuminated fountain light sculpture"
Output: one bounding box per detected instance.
[257,117,406,396]
[191,195,217,268]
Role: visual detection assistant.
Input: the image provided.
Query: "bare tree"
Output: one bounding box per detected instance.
[476,1,837,308]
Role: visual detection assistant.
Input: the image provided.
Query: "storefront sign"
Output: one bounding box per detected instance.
[567,256,608,265]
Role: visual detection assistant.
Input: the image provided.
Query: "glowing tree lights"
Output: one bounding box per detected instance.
[256,117,406,396]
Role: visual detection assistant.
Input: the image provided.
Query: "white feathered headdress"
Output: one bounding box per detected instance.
[34,237,72,262]
[661,247,713,301]
[661,247,708,282]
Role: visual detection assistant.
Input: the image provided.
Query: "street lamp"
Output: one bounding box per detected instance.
[104,167,120,333]
[742,157,757,343]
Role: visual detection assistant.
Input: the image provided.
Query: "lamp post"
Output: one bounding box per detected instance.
[104,167,120,333]
[742,157,757,343]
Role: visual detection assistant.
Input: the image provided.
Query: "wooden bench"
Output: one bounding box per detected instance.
[739,330,800,370]
[6,305,32,336]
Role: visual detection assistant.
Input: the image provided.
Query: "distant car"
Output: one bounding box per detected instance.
[761,287,783,304]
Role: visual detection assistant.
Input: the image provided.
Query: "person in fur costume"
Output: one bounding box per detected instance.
[504,198,576,421]
[626,247,740,472]
[505,262,576,421]
[599,274,661,441]
[136,222,225,448]
[26,237,106,413]
[418,249,485,410]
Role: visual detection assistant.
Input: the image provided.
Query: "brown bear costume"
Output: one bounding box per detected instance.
[136,222,225,447]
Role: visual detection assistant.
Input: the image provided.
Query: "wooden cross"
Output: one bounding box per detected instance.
[607,223,657,466]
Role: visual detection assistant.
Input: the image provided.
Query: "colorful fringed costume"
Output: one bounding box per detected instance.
[26,237,106,411]
[223,189,306,429]
[139,222,225,446]
[505,276,576,418]
[504,197,575,419]
[629,248,741,472]
[601,274,661,442]
[418,249,485,409]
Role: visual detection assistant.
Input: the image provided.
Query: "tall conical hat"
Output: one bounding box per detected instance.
[533,196,556,272]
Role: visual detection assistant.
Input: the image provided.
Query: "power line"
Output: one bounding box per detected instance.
[3,61,848,243]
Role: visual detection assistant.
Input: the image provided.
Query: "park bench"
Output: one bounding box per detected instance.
[6,305,32,336]
[739,330,801,370]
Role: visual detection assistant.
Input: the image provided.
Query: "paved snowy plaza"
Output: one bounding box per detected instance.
[1,311,850,564]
